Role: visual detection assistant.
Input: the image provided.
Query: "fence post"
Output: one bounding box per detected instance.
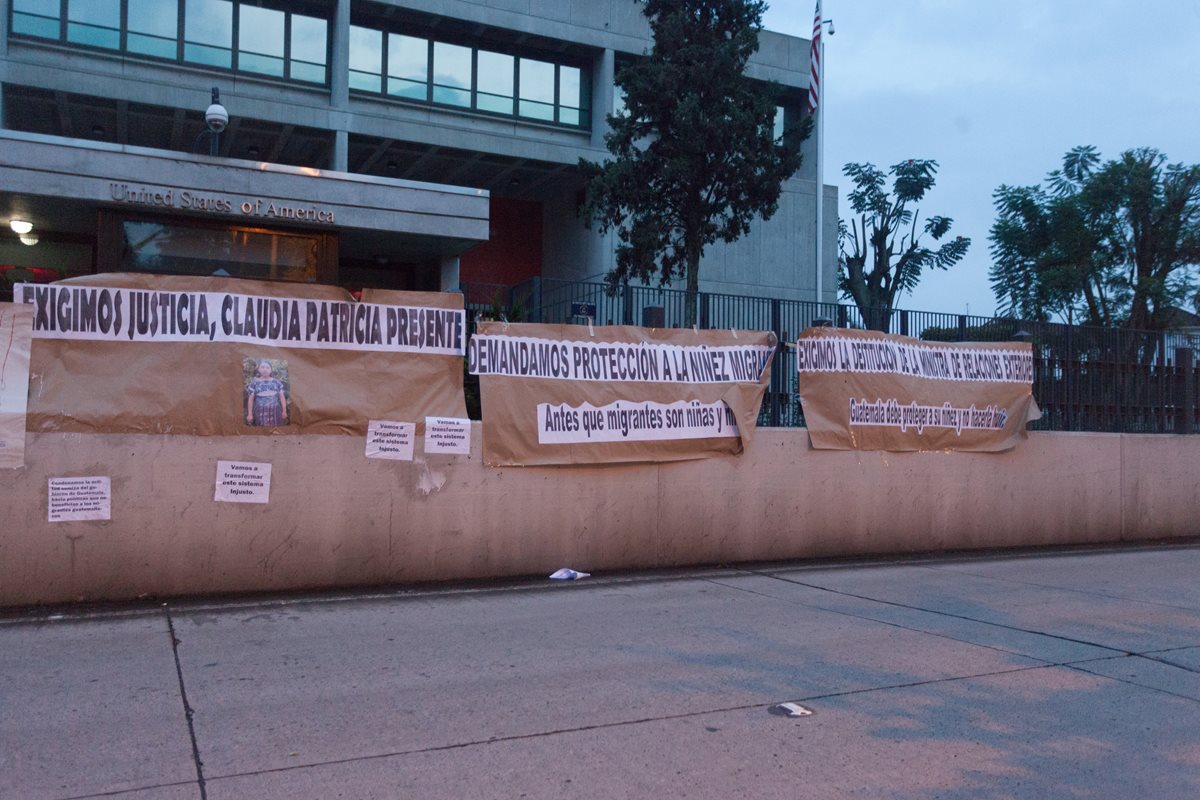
[836,304,848,328]
[699,292,710,329]
[1065,325,1074,431]
[957,315,967,342]
[622,284,633,326]
[1158,333,1167,432]
[528,276,542,323]
[1176,347,1194,434]
[769,299,783,427]
[899,310,909,337]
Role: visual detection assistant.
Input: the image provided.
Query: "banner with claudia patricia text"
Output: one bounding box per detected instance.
[15,274,466,435]
[469,322,775,466]
[797,327,1040,452]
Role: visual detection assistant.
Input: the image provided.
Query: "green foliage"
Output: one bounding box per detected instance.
[990,146,1200,330]
[919,317,1023,343]
[579,0,808,326]
[839,159,970,331]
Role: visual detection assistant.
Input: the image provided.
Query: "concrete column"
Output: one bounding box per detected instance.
[329,0,350,171]
[1,0,10,129]
[590,49,614,150]
[0,0,9,58]
[440,256,461,292]
[332,129,348,172]
[822,187,837,303]
[330,0,350,110]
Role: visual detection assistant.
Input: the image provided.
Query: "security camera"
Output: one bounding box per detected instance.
[205,103,228,133]
[205,87,228,133]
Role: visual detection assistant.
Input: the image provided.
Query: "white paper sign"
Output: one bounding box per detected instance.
[424,417,471,455]
[214,460,272,503]
[48,477,111,522]
[0,304,34,469]
[365,420,416,461]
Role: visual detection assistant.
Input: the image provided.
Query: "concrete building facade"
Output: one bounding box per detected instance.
[0,0,837,301]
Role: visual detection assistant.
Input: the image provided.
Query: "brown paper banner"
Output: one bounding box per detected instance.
[797,327,1041,452]
[16,274,466,436]
[0,303,35,467]
[470,322,775,466]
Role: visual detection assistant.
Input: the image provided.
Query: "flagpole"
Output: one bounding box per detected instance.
[815,30,824,306]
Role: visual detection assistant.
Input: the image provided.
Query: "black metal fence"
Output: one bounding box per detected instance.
[464,278,1200,435]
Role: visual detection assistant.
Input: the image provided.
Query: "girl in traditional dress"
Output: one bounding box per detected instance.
[245,360,288,426]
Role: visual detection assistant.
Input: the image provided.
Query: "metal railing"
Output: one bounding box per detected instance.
[463,278,1200,434]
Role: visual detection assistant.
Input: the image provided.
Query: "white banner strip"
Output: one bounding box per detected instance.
[470,334,772,384]
[849,398,1010,435]
[797,335,1033,384]
[14,284,465,355]
[537,400,739,444]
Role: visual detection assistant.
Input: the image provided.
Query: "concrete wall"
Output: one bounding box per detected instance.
[1,428,1195,607]
[540,177,838,304]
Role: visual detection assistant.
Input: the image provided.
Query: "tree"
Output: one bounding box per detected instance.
[579,0,808,327]
[990,146,1200,330]
[838,159,970,332]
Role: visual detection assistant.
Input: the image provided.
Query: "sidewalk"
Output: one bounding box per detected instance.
[2,543,1199,799]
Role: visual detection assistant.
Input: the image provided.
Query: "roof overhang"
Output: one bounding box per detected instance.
[0,130,490,256]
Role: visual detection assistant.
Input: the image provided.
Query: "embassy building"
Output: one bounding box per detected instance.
[0,0,837,304]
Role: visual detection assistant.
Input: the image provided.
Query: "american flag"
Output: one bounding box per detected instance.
[808,1,822,113]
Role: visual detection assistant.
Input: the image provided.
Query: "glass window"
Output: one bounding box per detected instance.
[127,0,179,59]
[773,106,785,141]
[558,65,581,126]
[349,25,382,92]
[67,0,120,50]
[476,50,513,114]
[518,58,555,121]
[387,34,428,100]
[432,41,471,107]
[290,14,327,84]
[121,221,319,283]
[184,0,233,68]
[13,0,61,39]
[238,5,285,77]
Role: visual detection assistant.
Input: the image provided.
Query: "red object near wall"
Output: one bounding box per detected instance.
[459,197,542,286]
[0,265,61,282]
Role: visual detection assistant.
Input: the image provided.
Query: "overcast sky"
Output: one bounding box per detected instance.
[760,0,1200,317]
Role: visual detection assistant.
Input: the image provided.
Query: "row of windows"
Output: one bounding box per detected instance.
[10,2,593,129]
[11,0,329,83]
[348,25,590,128]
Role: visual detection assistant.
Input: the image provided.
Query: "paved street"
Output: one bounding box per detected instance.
[2,543,1199,799]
